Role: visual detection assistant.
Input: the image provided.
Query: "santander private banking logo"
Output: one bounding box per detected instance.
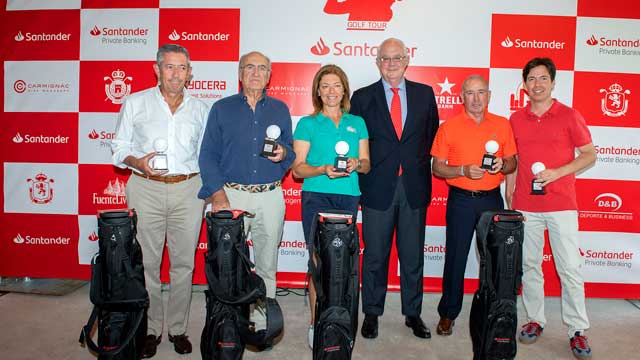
[587,35,598,46]
[27,173,55,204]
[323,0,403,31]
[104,69,132,104]
[600,83,631,117]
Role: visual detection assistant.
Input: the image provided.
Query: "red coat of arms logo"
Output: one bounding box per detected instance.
[104,69,133,104]
[27,173,54,204]
[600,83,631,117]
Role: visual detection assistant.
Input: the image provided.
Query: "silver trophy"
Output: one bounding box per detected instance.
[334,141,350,173]
[531,162,546,195]
[481,140,499,170]
[150,138,168,171]
[261,125,281,157]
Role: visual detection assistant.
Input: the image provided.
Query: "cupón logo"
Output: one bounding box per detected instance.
[27,173,55,205]
[311,37,330,56]
[600,83,631,118]
[323,0,401,31]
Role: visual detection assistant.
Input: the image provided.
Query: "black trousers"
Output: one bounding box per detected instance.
[437,186,503,320]
[361,180,427,317]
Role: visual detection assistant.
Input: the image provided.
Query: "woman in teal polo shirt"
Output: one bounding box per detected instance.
[292,64,370,349]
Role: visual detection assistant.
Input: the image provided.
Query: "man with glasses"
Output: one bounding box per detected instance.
[430,75,517,337]
[112,44,209,357]
[198,51,295,319]
[350,37,439,340]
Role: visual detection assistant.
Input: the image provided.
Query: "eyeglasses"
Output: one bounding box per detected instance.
[242,64,270,73]
[377,56,407,64]
[162,64,189,72]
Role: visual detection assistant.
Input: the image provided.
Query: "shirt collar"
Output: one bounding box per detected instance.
[525,98,559,118]
[240,88,268,105]
[154,86,191,105]
[381,78,406,92]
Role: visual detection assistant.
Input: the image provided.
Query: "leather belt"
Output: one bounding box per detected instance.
[133,171,199,184]
[224,180,282,193]
[450,186,500,199]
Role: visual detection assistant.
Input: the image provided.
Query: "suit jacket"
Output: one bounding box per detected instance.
[351,79,439,210]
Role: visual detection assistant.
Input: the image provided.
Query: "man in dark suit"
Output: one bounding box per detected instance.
[350,37,439,340]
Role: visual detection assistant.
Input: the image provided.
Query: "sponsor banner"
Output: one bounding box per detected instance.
[267,62,321,117]
[4,61,79,112]
[577,179,639,233]
[80,8,158,60]
[81,0,159,8]
[577,0,640,19]
[490,14,576,70]
[4,162,78,214]
[427,176,447,227]
[159,8,240,61]
[78,112,118,164]
[186,61,238,107]
[405,66,490,121]
[0,213,85,278]
[488,68,574,119]
[78,164,130,215]
[573,71,638,128]
[79,61,157,112]
[277,221,308,273]
[575,17,640,73]
[1,10,79,60]
[282,171,303,222]
[581,126,640,181]
[77,214,99,265]
[6,0,81,10]
[2,113,78,163]
[580,231,639,284]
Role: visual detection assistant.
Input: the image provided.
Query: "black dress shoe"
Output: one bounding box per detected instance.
[142,335,161,359]
[405,316,431,339]
[361,314,378,339]
[169,334,192,354]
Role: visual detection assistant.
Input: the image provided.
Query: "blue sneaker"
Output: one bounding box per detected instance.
[518,322,543,344]
[570,332,592,358]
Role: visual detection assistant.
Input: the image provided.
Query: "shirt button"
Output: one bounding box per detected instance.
[254,121,258,124]
[253,138,257,141]
[253,170,257,173]
[253,154,257,157]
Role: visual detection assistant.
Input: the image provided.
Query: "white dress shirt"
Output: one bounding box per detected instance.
[112,86,209,175]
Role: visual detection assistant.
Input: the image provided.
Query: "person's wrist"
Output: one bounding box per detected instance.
[356,159,362,171]
[460,165,465,177]
[501,159,507,172]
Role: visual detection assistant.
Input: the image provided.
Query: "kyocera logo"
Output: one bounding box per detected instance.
[14,30,71,42]
[88,129,115,140]
[500,35,565,49]
[594,193,622,212]
[168,29,230,42]
[586,34,640,48]
[13,233,70,245]
[187,80,227,91]
[309,37,417,58]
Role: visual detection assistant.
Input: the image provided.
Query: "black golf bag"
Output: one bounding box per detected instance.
[79,209,149,360]
[201,210,283,360]
[469,210,525,360]
[309,211,360,360]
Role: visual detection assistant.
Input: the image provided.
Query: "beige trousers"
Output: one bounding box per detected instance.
[125,174,204,336]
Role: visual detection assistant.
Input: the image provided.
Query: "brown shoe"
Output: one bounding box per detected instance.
[142,335,161,358]
[436,317,454,336]
[168,334,192,354]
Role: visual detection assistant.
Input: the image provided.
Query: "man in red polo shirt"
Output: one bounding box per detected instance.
[431,75,517,336]
[506,57,596,359]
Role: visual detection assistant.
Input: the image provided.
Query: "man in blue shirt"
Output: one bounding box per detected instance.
[198,51,295,304]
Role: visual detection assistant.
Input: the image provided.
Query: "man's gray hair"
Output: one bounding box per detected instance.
[378,38,408,58]
[238,51,271,71]
[156,44,191,66]
[462,74,489,92]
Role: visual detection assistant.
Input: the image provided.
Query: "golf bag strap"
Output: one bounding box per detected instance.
[79,306,145,356]
[240,298,284,346]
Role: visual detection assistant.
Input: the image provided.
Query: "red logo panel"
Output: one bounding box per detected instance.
[405,66,490,121]
[282,171,303,221]
[490,14,576,70]
[78,164,131,215]
[81,0,159,8]
[0,10,80,60]
[79,61,156,113]
[267,62,321,117]
[577,179,639,233]
[573,71,638,128]
[1,113,78,163]
[159,9,240,61]
[0,214,86,279]
[427,176,448,226]
[578,0,640,19]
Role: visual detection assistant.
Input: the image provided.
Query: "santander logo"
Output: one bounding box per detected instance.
[14,234,25,244]
[13,133,24,143]
[90,26,101,36]
[169,30,180,41]
[501,36,514,48]
[88,130,99,140]
[594,193,622,212]
[15,31,25,41]
[586,35,598,46]
[88,232,99,241]
[311,37,330,56]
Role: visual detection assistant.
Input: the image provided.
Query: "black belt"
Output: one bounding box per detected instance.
[450,186,500,198]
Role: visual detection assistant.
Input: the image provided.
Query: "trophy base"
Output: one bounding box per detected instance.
[150,155,168,171]
[334,156,348,173]
[261,139,277,158]
[480,154,495,170]
[531,181,545,195]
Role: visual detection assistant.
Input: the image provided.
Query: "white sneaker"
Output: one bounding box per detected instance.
[308,325,314,349]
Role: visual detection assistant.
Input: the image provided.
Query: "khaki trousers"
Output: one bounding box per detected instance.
[125,174,204,336]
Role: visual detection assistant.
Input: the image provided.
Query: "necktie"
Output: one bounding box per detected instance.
[390,87,403,175]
